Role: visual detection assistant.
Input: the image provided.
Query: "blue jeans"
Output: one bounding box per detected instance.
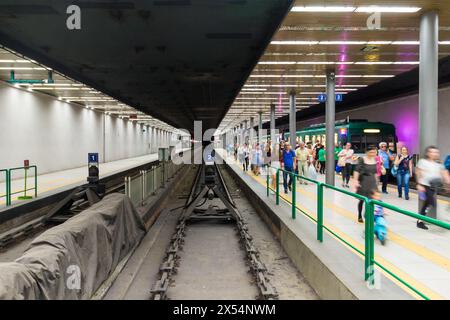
[397,172,410,197]
[283,166,294,192]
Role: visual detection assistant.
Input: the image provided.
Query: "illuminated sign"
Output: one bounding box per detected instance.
[339,128,347,135]
[364,129,380,133]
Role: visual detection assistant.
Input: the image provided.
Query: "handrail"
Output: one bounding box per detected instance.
[264,165,446,299]
[9,165,38,200]
[0,169,10,206]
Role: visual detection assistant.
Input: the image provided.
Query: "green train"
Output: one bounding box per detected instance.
[283,119,397,153]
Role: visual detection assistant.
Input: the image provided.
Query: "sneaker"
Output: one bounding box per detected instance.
[345,184,350,188]
[398,195,402,198]
[417,221,429,230]
[358,218,364,223]
[405,195,409,200]
[382,191,388,194]
[284,190,288,194]
[288,185,292,191]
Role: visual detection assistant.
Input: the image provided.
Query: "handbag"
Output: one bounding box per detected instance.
[381,166,387,175]
[391,166,398,177]
[338,157,346,167]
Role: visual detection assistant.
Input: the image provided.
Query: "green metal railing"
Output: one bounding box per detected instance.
[125,162,183,207]
[265,166,450,299]
[9,166,38,201]
[1,165,38,206]
[0,169,11,206]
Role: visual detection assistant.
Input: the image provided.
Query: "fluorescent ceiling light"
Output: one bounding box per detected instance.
[392,41,420,45]
[355,62,393,65]
[271,41,319,45]
[258,61,296,65]
[241,88,267,91]
[393,61,420,65]
[319,41,366,45]
[0,67,45,70]
[292,6,356,12]
[355,6,421,13]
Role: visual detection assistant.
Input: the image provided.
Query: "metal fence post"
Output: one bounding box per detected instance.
[291,171,296,219]
[140,170,145,204]
[34,166,37,198]
[266,166,270,197]
[5,170,11,206]
[317,183,323,242]
[364,199,375,282]
[276,169,280,205]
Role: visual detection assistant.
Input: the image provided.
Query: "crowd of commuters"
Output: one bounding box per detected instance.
[228,136,449,234]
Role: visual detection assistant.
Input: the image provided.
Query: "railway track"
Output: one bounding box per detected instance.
[150,162,277,300]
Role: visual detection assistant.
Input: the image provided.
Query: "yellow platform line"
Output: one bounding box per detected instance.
[226,159,445,300]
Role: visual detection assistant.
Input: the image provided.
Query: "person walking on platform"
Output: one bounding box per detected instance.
[415,146,450,229]
[242,143,249,172]
[295,142,309,184]
[334,144,342,173]
[393,146,413,200]
[318,146,326,174]
[282,142,296,194]
[353,145,378,223]
[270,144,281,191]
[378,142,394,194]
[338,143,354,188]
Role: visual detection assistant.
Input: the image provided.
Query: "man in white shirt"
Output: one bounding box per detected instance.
[415,146,450,229]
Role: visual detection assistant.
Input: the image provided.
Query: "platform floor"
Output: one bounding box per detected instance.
[218,149,450,300]
[0,153,160,208]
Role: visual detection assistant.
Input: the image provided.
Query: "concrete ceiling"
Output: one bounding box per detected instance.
[219,0,450,132]
[0,0,294,132]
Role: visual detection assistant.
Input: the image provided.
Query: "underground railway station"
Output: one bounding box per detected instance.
[0,0,450,312]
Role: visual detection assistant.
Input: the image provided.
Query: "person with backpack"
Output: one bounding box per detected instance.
[415,146,450,229]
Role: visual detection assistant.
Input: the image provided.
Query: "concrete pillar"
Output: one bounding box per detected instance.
[249,117,254,147]
[289,89,297,146]
[258,111,263,144]
[239,123,244,146]
[419,11,439,157]
[325,69,336,185]
[270,104,276,154]
[419,11,439,218]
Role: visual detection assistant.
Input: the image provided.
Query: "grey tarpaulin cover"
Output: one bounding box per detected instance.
[0,193,145,299]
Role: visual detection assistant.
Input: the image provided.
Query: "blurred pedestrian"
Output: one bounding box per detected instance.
[393,146,413,200]
[378,142,395,194]
[338,143,354,188]
[296,141,309,184]
[415,146,450,229]
[353,145,378,223]
[282,142,296,194]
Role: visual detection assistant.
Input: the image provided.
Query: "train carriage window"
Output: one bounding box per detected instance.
[351,134,362,153]
[305,135,310,143]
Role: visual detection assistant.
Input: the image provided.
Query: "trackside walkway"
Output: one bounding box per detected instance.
[0,153,160,208]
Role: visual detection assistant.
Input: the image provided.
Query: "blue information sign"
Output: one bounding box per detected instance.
[317,94,327,103]
[88,153,99,163]
[317,94,343,102]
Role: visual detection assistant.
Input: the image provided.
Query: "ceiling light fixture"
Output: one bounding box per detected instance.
[291,6,356,12]
[355,6,421,13]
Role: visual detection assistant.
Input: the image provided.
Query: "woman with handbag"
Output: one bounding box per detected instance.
[353,145,378,223]
[393,146,413,200]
